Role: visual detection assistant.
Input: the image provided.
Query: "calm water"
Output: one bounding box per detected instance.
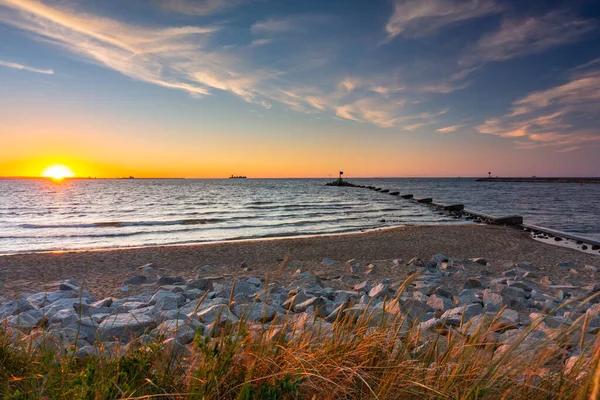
[0,178,598,255]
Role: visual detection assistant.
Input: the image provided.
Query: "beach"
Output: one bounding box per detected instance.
[1,224,598,298]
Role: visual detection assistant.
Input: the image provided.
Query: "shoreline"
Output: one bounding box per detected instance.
[0,223,462,257]
[3,221,599,257]
[1,224,599,299]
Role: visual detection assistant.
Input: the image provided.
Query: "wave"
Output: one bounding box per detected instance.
[20,218,225,229]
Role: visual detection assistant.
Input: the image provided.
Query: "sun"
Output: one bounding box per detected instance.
[41,164,75,180]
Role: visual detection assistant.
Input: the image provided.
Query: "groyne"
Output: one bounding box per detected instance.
[325,180,600,249]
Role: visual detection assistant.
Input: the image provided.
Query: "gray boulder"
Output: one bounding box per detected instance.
[98,313,155,342]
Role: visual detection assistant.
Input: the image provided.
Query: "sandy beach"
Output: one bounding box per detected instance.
[1,224,598,299]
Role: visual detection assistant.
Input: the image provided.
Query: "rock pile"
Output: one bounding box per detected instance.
[1,255,599,362]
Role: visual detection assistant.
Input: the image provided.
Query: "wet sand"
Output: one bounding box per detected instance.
[0,224,598,298]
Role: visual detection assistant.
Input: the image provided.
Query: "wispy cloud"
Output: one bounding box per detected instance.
[475,64,600,151]
[0,0,461,130]
[0,0,253,100]
[0,59,53,74]
[251,16,324,35]
[385,0,499,39]
[461,11,594,66]
[158,0,247,15]
[436,125,463,133]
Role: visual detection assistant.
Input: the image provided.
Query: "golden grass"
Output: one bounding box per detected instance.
[1,278,598,399]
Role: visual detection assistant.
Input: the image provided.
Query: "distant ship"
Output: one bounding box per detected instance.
[229,175,247,179]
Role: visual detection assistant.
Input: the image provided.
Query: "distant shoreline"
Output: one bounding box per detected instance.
[476,177,600,183]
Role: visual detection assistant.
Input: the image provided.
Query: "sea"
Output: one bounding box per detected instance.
[0,178,599,255]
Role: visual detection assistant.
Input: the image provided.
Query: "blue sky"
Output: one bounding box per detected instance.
[0,0,599,177]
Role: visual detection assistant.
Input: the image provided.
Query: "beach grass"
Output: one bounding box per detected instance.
[1,282,599,399]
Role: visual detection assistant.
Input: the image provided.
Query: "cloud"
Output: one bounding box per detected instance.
[0,59,53,74]
[386,0,499,39]
[475,64,600,151]
[0,0,452,130]
[158,0,246,15]
[461,11,594,65]
[436,125,462,133]
[251,16,324,35]
[0,0,255,100]
[250,38,273,47]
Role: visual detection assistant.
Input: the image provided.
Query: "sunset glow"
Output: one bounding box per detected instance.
[41,164,75,180]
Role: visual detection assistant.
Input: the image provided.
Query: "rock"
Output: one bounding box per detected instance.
[157,276,185,285]
[463,278,483,289]
[293,297,327,314]
[162,338,192,358]
[342,304,395,326]
[482,289,503,312]
[92,298,114,308]
[6,309,43,329]
[195,304,238,324]
[540,276,555,286]
[431,253,448,263]
[120,285,129,293]
[354,281,372,293]
[368,283,394,300]
[506,281,532,292]
[98,313,155,342]
[569,268,578,275]
[282,291,310,310]
[386,299,433,323]
[59,279,80,291]
[124,275,147,285]
[141,264,154,271]
[185,278,213,291]
[441,304,483,325]
[10,298,37,315]
[584,265,598,273]
[557,262,577,269]
[149,291,185,307]
[348,264,361,273]
[407,258,425,267]
[246,277,262,286]
[432,287,453,299]
[463,313,517,336]
[232,303,276,323]
[321,258,339,267]
[153,320,196,344]
[471,258,487,265]
[427,294,455,311]
[584,284,600,293]
[184,289,205,300]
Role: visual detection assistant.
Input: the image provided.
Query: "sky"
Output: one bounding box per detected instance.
[0,0,599,178]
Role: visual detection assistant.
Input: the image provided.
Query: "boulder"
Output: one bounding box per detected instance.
[149,291,185,307]
[322,258,339,267]
[440,304,483,325]
[124,275,147,285]
[368,283,394,300]
[185,278,213,291]
[98,313,155,342]
[153,320,196,344]
[157,276,185,285]
[293,297,327,314]
[195,304,238,324]
[427,294,455,311]
[232,303,276,323]
[463,278,483,289]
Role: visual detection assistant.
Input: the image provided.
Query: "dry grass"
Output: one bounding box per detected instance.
[1,278,599,399]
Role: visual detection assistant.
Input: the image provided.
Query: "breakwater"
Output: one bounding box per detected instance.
[327,180,600,250]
